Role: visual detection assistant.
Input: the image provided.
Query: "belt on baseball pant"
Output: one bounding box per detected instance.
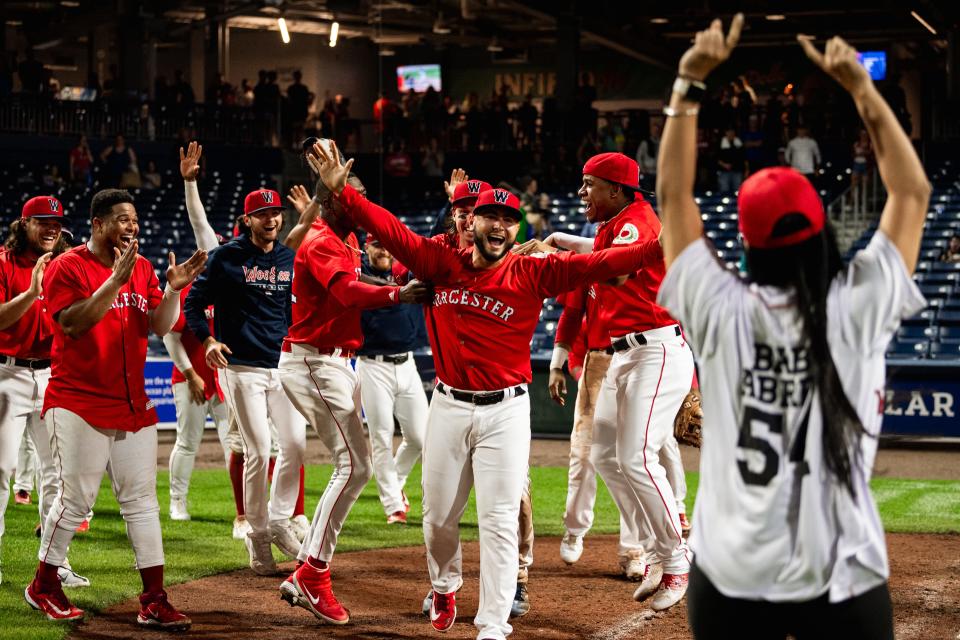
[2,355,51,369]
[436,382,526,406]
[360,353,409,364]
[292,344,356,359]
[608,325,682,354]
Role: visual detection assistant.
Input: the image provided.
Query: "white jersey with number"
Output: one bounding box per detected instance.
[659,231,924,603]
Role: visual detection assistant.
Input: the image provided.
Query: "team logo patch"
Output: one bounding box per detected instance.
[493,190,510,204]
[261,191,274,204]
[612,223,640,245]
[48,199,60,212]
[467,181,482,194]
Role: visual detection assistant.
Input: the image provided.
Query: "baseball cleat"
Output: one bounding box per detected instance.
[386,510,407,525]
[559,532,583,564]
[618,551,646,581]
[650,573,689,611]
[34,522,42,538]
[679,513,692,537]
[270,520,303,559]
[245,531,279,575]
[421,589,433,615]
[169,496,190,521]
[233,516,252,540]
[632,563,664,602]
[58,566,91,588]
[137,590,192,631]
[24,579,84,621]
[75,519,90,534]
[279,563,349,624]
[509,583,530,618]
[15,490,31,505]
[429,590,456,632]
[291,514,310,542]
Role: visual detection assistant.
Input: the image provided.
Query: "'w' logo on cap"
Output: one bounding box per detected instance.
[48,199,59,212]
[493,190,510,204]
[261,191,274,204]
[467,181,482,194]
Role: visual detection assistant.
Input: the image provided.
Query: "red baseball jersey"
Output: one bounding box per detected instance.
[284,219,365,351]
[0,248,54,359]
[593,198,677,338]
[430,232,459,249]
[555,285,610,350]
[340,185,661,391]
[43,245,163,431]
[170,283,221,401]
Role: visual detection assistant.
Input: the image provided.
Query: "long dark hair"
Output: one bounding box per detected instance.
[4,219,71,256]
[745,221,864,497]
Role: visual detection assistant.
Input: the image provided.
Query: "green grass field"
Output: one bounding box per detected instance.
[2,465,959,639]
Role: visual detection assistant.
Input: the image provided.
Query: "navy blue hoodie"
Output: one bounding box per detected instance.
[185,235,294,368]
[357,255,426,356]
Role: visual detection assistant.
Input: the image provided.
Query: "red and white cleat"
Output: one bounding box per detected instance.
[137,591,192,631]
[650,573,689,611]
[429,590,456,632]
[279,562,349,625]
[387,510,407,525]
[679,513,692,537]
[24,579,84,621]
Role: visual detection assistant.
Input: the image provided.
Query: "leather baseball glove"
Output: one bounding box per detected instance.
[673,389,703,448]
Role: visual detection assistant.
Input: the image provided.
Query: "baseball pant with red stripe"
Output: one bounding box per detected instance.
[279,346,372,563]
[591,327,694,575]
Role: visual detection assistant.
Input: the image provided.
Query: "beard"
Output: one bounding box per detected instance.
[474,231,515,263]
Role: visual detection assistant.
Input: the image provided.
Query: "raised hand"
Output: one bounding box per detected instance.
[512,238,558,256]
[399,279,431,304]
[444,168,468,202]
[798,35,872,96]
[678,13,744,81]
[306,152,323,177]
[313,140,354,195]
[179,141,203,181]
[28,252,53,297]
[165,248,208,291]
[287,184,311,215]
[111,240,140,285]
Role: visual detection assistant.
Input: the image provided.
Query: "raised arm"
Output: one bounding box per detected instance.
[149,249,208,337]
[284,184,319,250]
[0,252,51,331]
[180,142,219,252]
[538,240,664,299]
[658,14,743,268]
[798,35,930,274]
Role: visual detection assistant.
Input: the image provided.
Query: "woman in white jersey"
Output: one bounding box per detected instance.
[655,15,930,639]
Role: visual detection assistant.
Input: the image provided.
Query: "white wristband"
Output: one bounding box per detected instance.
[164,282,181,295]
[549,345,569,371]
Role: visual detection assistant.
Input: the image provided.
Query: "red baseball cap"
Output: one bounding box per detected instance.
[473,188,522,219]
[22,196,65,220]
[738,167,824,250]
[451,180,493,207]
[243,189,283,215]
[365,231,379,245]
[582,153,641,190]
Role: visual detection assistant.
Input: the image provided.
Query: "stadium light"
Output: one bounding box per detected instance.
[329,21,339,47]
[911,10,937,35]
[278,17,290,44]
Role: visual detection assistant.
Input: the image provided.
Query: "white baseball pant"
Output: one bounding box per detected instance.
[591,326,694,574]
[168,384,231,500]
[423,384,530,640]
[0,364,59,546]
[279,345,372,562]
[220,364,306,536]
[14,426,37,493]
[661,434,687,514]
[356,354,426,515]
[518,474,533,584]
[39,408,164,569]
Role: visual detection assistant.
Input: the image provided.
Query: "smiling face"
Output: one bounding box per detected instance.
[452,204,475,247]
[24,218,63,255]
[578,173,619,223]
[94,202,139,252]
[365,240,393,272]
[244,209,283,245]
[472,207,519,264]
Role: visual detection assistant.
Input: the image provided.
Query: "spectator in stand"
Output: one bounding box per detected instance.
[421,137,444,179]
[69,135,94,186]
[333,93,351,146]
[939,235,960,263]
[41,165,64,190]
[517,94,538,149]
[154,75,172,109]
[0,53,14,98]
[172,69,195,110]
[576,132,601,167]
[384,141,412,178]
[716,127,745,193]
[142,160,162,190]
[99,134,138,189]
[785,125,821,182]
[636,122,661,191]
[741,114,765,174]
[287,70,311,146]
[237,79,254,106]
[518,176,539,211]
[17,49,45,95]
[850,128,873,200]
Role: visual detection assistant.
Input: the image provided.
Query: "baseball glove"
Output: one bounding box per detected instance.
[673,389,703,448]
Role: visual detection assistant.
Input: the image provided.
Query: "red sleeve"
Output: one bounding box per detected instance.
[172,286,190,332]
[392,261,411,285]
[0,260,11,301]
[340,185,458,283]
[328,276,400,310]
[307,234,357,288]
[44,254,89,317]
[533,241,664,299]
[568,326,587,380]
[555,288,585,347]
[145,260,163,310]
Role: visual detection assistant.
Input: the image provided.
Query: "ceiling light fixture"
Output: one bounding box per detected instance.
[765,14,786,21]
[433,13,451,34]
[277,17,290,44]
[329,21,339,47]
[487,36,503,52]
[910,10,937,35]
[61,0,81,6]
[379,47,395,56]
[650,17,669,24]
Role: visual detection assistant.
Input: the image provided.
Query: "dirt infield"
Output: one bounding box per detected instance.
[68,533,960,640]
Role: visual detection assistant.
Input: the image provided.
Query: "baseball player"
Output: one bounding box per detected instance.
[314,140,667,640]
[184,181,306,574]
[28,188,205,628]
[0,196,89,589]
[357,232,428,523]
[430,171,492,250]
[278,171,428,625]
[656,17,926,638]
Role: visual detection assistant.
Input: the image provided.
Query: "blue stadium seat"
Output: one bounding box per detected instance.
[929,342,960,360]
[886,340,928,359]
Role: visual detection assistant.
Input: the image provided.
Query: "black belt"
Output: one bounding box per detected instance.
[362,353,409,364]
[609,326,682,353]
[436,382,526,406]
[6,357,51,369]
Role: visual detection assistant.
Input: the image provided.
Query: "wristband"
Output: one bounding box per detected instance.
[550,345,570,371]
[164,282,182,295]
[663,106,700,118]
[673,76,707,103]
